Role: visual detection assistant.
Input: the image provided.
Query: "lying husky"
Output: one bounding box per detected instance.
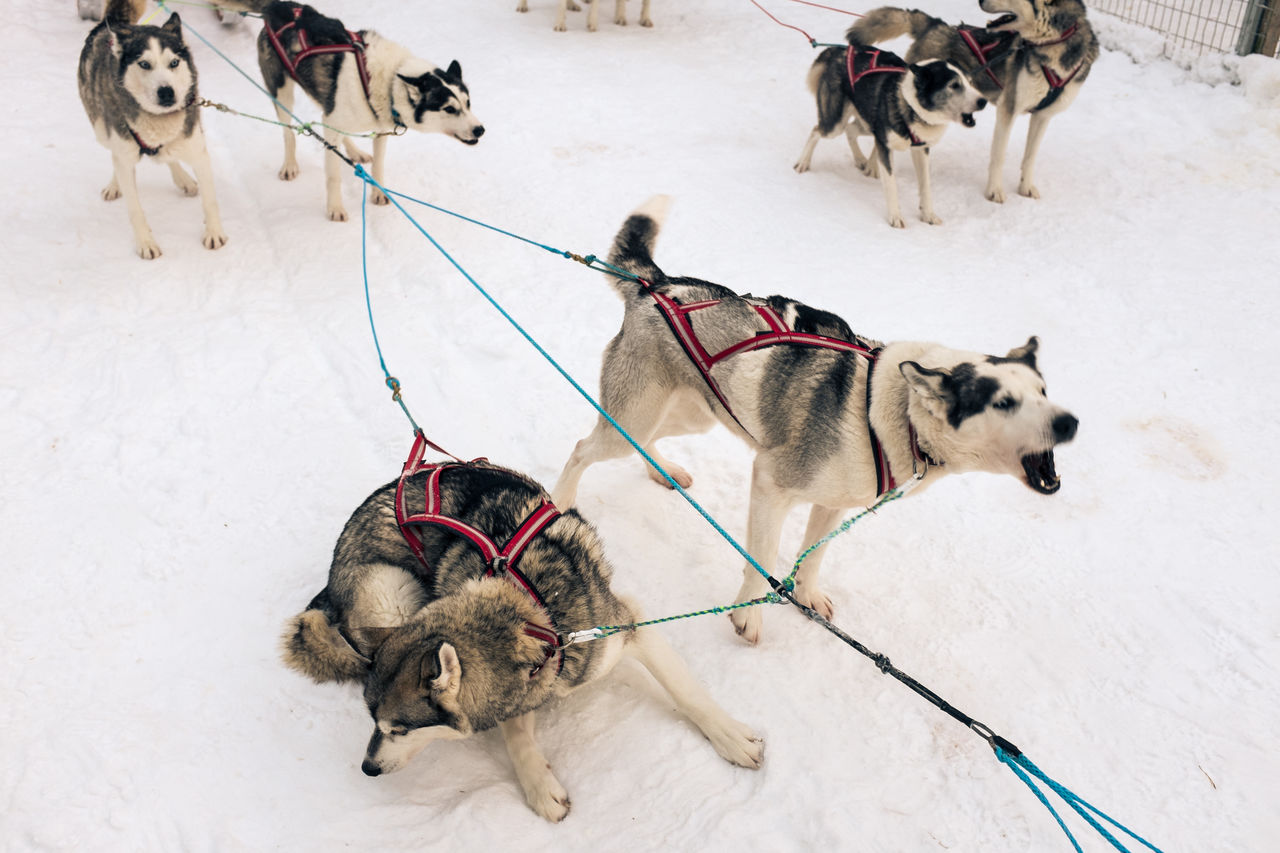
[848,1,1098,203]
[795,45,986,228]
[213,0,484,221]
[517,0,653,32]
[284,450,762,822]
[553,197,1079,644]
[78,0,228,259]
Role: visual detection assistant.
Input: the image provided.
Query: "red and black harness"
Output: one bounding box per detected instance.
[395,432,565,679]
[845,47,925,147]
[264,5,372,101]
[641,280,931,496]
[958,21,1083,112]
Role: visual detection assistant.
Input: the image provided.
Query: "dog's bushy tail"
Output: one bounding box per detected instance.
[605,195,671,298]
[207,0,272,15]
[846,7,936,46]
[103,0,147,25]
[281,607,370,684]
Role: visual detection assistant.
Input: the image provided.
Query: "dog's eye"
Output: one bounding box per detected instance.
[993,397,1017,411]
[443,105,459,115]
[169,58,180,69]
[138,60,152,70]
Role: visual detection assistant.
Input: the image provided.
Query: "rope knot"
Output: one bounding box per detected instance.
[385,375,402,400]
[872,653,893,673]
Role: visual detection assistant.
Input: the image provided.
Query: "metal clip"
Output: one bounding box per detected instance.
[561,628,606,646]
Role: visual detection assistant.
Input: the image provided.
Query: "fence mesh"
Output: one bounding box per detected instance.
[1092,0,1280,57]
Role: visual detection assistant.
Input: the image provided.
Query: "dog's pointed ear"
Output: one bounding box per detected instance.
[162,11,183,35]
[426,643,462,696]
[397,73,424,88]
[1005,336,1039,369]
[354,626,396,658]
[900,361,951,401]
[446,59,462,80]
[105,24,123,59]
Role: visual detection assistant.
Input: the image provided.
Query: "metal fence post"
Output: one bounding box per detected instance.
[1236,0,1278,56]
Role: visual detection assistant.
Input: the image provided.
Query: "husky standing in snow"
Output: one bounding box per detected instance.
[847,1,1098,203]
[516,0,654,32]
[78,0,228,259]
[213,1,484,221]
[553,197,1080,645]
[795,42,987,228]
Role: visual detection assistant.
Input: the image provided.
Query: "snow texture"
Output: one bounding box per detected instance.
[3,1,1278,850]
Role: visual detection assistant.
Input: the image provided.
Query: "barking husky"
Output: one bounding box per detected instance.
[516,0,654,32]
[284,453,762,822]
[213,1,484,221]
[78,0,228,259]
[553,197,1079,644]
[848,1,1098,202]
[795,45,986,228]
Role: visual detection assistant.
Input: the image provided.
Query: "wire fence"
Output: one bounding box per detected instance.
[1093,0,1280,57]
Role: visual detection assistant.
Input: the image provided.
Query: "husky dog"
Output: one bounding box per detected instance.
[78,0,228,259]
[848,2,1098,203]
[284,457,762,822]
[213,1,484,221]
[553,197,1079,645]
[516,0,653,32]
[795,46,986,228]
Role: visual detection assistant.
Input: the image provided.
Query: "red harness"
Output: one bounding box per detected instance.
[958,25,1017,91]
[264,5,372,101]
[395,432,564,678]
[845,48,925,147]
[642,282,929,496]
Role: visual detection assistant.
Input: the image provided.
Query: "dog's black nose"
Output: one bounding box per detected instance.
[1052,413,1078,443]
[157,86,175,107]
[472,125,485,138]
[361,759,382,777]
[976,98,988,110]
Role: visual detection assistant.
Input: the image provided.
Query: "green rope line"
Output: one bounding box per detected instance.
[196,98,400,140]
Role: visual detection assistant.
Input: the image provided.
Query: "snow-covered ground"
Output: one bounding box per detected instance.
[3,1,1278,850]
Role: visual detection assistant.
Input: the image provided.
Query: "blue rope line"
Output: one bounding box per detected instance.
[998,749,1085,853]
[353,166,779,589]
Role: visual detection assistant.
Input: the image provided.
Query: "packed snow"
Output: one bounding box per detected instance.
[3,0,1278,850]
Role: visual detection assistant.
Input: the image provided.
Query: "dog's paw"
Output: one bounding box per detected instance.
[370,189,391,206]
[567,0,581,9]
[641,15,653,26]
[920,211,943,226]
[729,609,762,646]
[647,462,692,491]
[703,716,765,770]
[135,237,162,260]
[1018,181,1041,199]
[102,181,121,202]
[526,777,571,823]
[328,207,349,222]
[985,185,1005,204]
[345,146,373,165]
[886,214,906,229]
[172,171,199,197]
[794,584,834,621]
[202,227,229,250]
[279,163,299,181]
[516,0,528,11]
[615,13,627,25]
[794,160,810,174]
[858,161,879,179]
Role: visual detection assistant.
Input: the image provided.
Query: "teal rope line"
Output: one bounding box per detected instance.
[998,749,1085,853]
[786,476,919,587]
[591,595,778,638]
[360,183,421,433]
[353,166,780,591]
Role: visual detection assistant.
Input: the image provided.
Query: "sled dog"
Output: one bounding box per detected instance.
[796,45,986,227]
[283,454,762,822]
[78,0,228,259]
[213,1,484,221]
[552,197,1079,644]
[517,0,653,32]
[847,1,1098,202]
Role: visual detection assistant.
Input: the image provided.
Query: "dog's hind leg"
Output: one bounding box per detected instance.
[168,163,198,196]
[499,712,571,822]
[626,628,764,768]
[1017,111,1052,199]
[794,126,825,174]
[729,459,795,644]
[553,0,570,30]
[322,125,349,221]
[911,146,941,225]
[641,388,716,491]
[790,504,844,620]
[342,138,373,165]
[848,124,880,178]
[368,133,389,206]
[273,78,300,181]
[639,0,653,26]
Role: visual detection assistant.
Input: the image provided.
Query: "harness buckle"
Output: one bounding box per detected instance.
[490,555,509,575]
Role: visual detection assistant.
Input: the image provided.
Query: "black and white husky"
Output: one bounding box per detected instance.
[796,44,986,228]
[284,455,762,822]
[214,1,484,221]
[78,0,228,259]
[553,197,1079,644]
[848,1,1099,203]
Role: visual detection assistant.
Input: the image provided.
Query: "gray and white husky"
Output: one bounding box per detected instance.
[213,1,484,221]
[795,45,986,228]
[848,1,1098,203]
[78,0,228,259]
[284,458,762,822]
[515,0,653,32]
[553,197,1079,644]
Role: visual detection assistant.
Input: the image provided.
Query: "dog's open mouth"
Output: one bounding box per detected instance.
[988,12,1018,28]
[1021,450,1061,494]
[961,113,977,127]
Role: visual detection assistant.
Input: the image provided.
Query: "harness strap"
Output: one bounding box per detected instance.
[265,6,372,101]
[1032,60,1083,112]
[958,26,1014,91]
[394,432,564,678]
[845,49,925,147]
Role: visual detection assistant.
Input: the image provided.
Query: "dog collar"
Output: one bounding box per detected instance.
[866,355,939,495]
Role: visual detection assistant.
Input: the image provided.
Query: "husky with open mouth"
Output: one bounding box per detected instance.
[553,197,1079,645]
[848,0,1098,203]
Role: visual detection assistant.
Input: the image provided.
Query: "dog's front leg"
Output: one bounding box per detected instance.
[626,628,764,768]
[553,0,570,30]
[877,150,906,228]
[322,126,348,221]
[638,0,652,26]
[790,504,845,619]
[985,100,1017,203]
[185,130,228,250]
[730,461,794,644]
[369,134,389,206]
[1017,110,1053,199]
[272,79,300,181]
[613,0,627,25]
[499,712,570,822]
[911,146,941,225]
[111,150,161,259]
